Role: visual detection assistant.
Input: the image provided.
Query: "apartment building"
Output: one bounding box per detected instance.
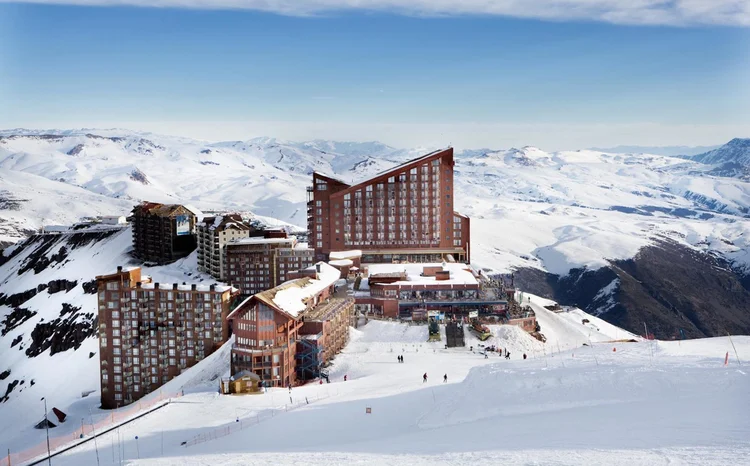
[196,214,254,280]
[224,230,315,296]
[307,148,471,263]
[227,262,352,387]
[131,202,201,264]
[96,266,239,409]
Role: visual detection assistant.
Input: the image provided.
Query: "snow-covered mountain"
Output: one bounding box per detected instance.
[687,138,750,180]
[2,129,750,337]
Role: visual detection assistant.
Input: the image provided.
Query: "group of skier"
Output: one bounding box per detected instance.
[421,373,449,383]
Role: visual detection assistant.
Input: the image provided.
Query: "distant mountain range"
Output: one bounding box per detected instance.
[589,144,721,156]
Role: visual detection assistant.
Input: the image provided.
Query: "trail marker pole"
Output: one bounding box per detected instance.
[728,333,742,366]
[88,407,101,466]
[643,322,653,364]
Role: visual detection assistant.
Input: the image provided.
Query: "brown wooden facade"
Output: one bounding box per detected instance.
[228,265,352,387]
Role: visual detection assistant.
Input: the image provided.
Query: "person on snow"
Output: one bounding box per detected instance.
[443,374,448,383]
[423,373,428,383]
[523,353,527,360]
[344,375,348,382]
[484,352,488,359]
[505,352,511,360]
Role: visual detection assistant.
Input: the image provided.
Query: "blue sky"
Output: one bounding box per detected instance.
[1,2,749,149]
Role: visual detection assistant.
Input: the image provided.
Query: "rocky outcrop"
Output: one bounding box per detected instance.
[130,168,149,184]
[1,308,37,337]
[25,303,97,357]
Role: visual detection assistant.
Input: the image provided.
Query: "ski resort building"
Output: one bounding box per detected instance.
[196,214,256,280]
[224,230,315,297]
[307,148,471,264]
[228,262,353,387]
[352,263,516,321]
[130,202,201,264]
[96,266,239,409]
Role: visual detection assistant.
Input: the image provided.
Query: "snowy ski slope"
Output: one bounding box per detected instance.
[5,303,745,466]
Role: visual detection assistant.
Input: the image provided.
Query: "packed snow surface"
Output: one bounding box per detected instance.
[8,296,746,466]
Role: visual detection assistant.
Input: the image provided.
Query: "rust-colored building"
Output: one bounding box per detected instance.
[224,230,315,297]
[307,148,470,263]
[131,202,201,264]
[96,266,239,409]
[228,262,352,387]
[352,263,511,320]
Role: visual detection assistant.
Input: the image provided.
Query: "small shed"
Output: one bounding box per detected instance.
[222,371,262,395]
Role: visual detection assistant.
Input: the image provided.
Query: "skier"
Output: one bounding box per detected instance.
[344,375,348,382]
[484,352,488,359]
[423,373,428,383]
[443,374,447,383]
[288,382,292,393]
[505,352,511,360]
[523,353,527,360]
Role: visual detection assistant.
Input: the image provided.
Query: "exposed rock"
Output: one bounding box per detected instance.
[0,370,9,381]
[67,144,85,156]
[130,168,149,184]
[0,190,26,211]
[25,304,96,357]
[1,308,37,336]
[47,279,78,294]
[82,280,97,294]
[11,334,22,347]
[1,379,19,403]
[0,288,39,308]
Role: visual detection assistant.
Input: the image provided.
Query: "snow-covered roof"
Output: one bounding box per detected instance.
[329,250,362,260]
[329,259,353,267]
[270,262,341,318]
[229,236,296,246]
[370,147,450,179]
[314,171,351,186]
[367,263,478,286]
[183,204,204,220]
[140,283,236,293]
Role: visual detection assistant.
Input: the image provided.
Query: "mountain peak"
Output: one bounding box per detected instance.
[692,138,750,166]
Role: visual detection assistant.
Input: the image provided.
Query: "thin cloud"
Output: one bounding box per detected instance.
[4,0,750,26]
